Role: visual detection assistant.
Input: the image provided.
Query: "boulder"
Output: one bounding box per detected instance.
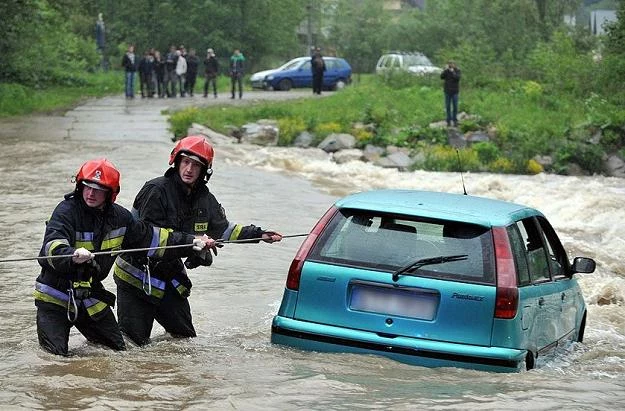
[605,154,625,178]
[293,131,315,148]
[187,123,235,146]
[240,119,279,145]
[317,133,356,153]
[333,149,364,164]
[362,144,385,162]
[374,151,414,171]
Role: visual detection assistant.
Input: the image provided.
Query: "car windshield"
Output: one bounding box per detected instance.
[282,59,305,70]
[404,54,434,67]
[308,209,496,284]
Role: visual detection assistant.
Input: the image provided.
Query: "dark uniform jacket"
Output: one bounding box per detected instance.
[114,168,264,304]
[440,67,461,95]
[35,192,196,320]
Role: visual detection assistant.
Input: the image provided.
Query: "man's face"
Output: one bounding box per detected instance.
[82,185,108,209]
[178,156,204,186]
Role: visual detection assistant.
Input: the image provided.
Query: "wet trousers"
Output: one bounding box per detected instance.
[37,303,126,356]
[116,282,196,346]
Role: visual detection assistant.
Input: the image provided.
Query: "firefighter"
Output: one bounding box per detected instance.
[114,135,282,346]
[35,158,214,356]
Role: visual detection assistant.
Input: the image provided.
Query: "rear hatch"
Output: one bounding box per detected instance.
[293,209,498,346]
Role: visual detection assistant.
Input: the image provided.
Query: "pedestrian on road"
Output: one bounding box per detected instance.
[311,47,326,95]
[440,60,461,127]
[229,48,245,99]
[203,48,219,98]
[113,135,283,346]
[185,48,199,97]
[138,49,154,98]
[121,44,137,98]
[175,49,187,97]
[154,50,166,98]
[35,158,215,356]
[165,45,178,97]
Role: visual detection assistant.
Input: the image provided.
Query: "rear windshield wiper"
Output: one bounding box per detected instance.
[392,255,468,282]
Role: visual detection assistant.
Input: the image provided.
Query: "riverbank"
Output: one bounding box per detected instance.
[170,75,625,177]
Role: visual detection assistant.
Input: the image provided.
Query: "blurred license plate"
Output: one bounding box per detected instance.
[350,284,439,320]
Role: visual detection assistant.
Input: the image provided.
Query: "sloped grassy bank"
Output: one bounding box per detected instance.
[170,74,625,176]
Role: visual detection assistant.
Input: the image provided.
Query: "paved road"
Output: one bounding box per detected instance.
[0,90,318,143]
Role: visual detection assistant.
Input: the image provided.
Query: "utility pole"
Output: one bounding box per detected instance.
[306,0,313,55]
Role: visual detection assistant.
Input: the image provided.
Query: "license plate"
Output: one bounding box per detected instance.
[350,283,439,320]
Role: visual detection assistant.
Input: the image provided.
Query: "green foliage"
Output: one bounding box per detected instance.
[472,141,500,164]
[554,140,606,175]
[169,107,200,138]
[277,117,307,146]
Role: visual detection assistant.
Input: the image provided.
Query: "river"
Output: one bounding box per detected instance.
[0,95,623,410]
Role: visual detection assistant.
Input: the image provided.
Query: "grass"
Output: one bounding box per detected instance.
[0,71,121,117]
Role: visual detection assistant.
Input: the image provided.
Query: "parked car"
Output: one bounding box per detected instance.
[375,51,442,75]
[250,56,352,91]
[271,190,596,372]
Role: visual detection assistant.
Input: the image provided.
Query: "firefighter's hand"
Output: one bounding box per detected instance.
[261,231,283,243]
[192,234,216,251]
[72,247,93,264]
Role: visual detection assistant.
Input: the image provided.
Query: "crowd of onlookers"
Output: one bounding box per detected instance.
[121,44,246,100]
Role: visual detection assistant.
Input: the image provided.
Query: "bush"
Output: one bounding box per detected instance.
[472,141,500,164]
[170,107,199,139]
[277,117,306,146]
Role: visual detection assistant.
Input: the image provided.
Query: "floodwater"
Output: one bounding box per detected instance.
[0,96,624,410]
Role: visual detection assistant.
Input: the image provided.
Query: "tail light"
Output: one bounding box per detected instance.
[492,227,519,319]
[286,206,338,290]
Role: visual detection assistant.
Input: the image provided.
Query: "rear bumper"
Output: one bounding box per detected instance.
[271,316,526,372]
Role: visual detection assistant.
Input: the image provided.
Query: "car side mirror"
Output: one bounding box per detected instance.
[571,257,596,274]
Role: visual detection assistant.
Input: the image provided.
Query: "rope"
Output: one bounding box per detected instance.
[0,233,309,263]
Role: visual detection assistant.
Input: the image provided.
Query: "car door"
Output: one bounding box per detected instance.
[293,60,312,87]
[510,217,559,353]
[535,216,579,340]
[322,59,338,87]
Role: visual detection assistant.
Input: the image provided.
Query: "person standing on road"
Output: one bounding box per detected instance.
[185,48,199,97]
[138,49,154,98]
[175,49,187,97]
[154,50,166,98]
[165,45,178,97]
[311,47,326,95]
[440,60,461,127]
[35,158,215,356]
[229,48,245,99]
[113,135,283,347]
[121,44,137,99]
[203,48,219,98]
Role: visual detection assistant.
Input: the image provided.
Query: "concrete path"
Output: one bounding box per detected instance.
[0,90,316,143]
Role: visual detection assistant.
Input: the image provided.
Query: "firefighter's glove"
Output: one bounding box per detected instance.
[192,234,216,251]
[72,247,93,264]
[184,249,213,269]
[261,231,283,243]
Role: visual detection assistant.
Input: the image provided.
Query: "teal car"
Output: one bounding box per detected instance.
[271,190,596,372]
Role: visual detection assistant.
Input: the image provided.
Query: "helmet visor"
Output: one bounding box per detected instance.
[82,180,109,191]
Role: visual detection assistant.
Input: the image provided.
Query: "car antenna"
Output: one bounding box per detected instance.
[456,149,468,195]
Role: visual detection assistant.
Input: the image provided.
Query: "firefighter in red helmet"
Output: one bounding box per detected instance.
[114,135,282,346]
[35,158,215,356]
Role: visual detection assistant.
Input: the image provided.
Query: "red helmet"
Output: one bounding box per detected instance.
[75,158,121,202]
[169,135,214,167]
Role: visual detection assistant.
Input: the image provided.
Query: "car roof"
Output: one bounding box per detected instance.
[334,190,542,227]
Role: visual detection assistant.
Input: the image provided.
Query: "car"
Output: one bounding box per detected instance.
[271,189,596,372]
[375,51,442,75]
[250,56,352,91]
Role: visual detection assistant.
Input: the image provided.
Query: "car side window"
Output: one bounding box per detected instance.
[391,56,400,68]
[536,216,569,278]
[325,60,336,70]
[507,224,530,285]
[302,61,311,70]
[514,218,551,283]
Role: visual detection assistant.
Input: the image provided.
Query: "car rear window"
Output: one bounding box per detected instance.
[308,209,495,285]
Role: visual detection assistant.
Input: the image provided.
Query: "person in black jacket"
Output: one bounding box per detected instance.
[35,158,214,356]
[113,135,282,346]
[185,48,200,97]
[203,48,219,98]
[154,50,166,98]
[121,44,137,98]
[311,47,326,95]
[440,60,461,127]
[138,50,154,98]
